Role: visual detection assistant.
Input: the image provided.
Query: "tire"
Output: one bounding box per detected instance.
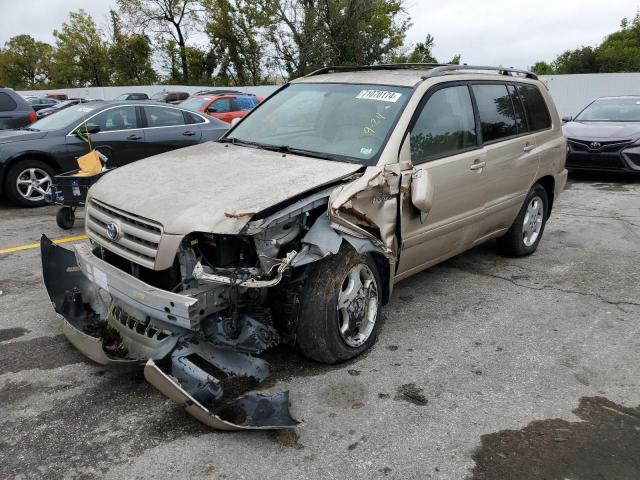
[56,207,75,229]
[295,245,382,364]
[4,159,56,207]
[497,183,549,257]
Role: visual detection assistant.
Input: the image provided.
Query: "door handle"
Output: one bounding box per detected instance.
[127,134,142,140]
[182,131,196,136]
[469,160,486,171]
[523,143,535,153]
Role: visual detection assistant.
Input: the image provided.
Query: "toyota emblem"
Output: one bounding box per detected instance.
[106,222,121,241]
[589,141,601,150]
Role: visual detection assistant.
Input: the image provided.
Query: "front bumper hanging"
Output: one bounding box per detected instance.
[40,235,299,430]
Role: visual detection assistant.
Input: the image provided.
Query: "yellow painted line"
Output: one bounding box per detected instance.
[0,235,88,255]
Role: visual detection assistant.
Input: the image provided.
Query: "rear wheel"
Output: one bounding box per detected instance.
[497,183,549,257]
[295,246,382,364]
[5,159,55,207]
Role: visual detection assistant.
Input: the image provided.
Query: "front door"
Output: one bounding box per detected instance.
[397,83,489,278]
[66,105,146,168]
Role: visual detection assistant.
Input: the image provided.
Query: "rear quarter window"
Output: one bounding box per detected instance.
[0,92,18,112]
[517,85,551,131]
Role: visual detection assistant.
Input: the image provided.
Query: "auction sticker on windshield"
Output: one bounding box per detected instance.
[355,90,403,102]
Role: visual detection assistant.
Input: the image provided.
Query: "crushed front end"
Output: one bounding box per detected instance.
[40,205,306,429]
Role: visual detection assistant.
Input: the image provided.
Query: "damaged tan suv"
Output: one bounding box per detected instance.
[41,64,567,430]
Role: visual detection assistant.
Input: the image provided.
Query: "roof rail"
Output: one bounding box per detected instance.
[422,65,538,80]
[305,63,449,77]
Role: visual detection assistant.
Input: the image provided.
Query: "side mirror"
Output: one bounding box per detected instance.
[207,107,217,113]
[561,116,573,123]
[411,168,434,221]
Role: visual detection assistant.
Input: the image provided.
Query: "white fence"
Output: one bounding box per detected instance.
[540,73,640,117]
[17,73,640,117]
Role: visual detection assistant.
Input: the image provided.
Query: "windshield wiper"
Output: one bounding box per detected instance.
[257,144,352,163]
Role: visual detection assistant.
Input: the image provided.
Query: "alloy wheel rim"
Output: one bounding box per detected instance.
[16,167,51,202]
[522,195,544,247]
[337,263,379,348]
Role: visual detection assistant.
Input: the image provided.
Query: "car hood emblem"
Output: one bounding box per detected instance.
[589,141,602,150]
[106,222,121,241]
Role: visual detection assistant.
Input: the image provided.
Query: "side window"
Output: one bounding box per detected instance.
[89,106,138,132]
[212,98,232,113]
[517,85,551,131]
[0,92,18,112]
[184,111,205,124]
[144,106,186,127]
[507,85,528,133]
[410,85,477,163]
[233,97,255,111]
[472,84,517,143]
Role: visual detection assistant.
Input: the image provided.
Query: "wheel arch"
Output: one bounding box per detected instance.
[535,175,555,217]
[1,152,61,196]
[1,152,61,194]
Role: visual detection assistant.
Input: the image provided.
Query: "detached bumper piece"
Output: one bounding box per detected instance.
[40,235,299,430]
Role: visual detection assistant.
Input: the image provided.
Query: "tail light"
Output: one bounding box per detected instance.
[28,111,37,124]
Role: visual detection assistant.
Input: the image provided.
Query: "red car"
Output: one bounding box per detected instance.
[180,92,262,123]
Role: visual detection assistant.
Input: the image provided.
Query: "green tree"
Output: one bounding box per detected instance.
[0,35,54,89]
[552,46,600,74]
[532,61,555,75]
[109,11,158,85]
[204,0,270,85]
[53,10,111,87]
[321,0,410,66]
[117,0,201,83]
[597,13,640,72]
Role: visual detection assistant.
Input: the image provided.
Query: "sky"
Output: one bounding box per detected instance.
[0,0,637,70]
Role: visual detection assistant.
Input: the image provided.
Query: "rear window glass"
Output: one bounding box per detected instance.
[234,96,256,111]
[472,84,517,143]
[0,92,18,111]
[517,85,551,131]
[144,106,185,127]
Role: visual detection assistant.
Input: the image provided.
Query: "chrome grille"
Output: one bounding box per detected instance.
[86,198,163,268]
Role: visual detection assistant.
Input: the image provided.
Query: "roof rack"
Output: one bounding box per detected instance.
[305,63,449,77]
[305,63,538,80]
[422,65,538,80]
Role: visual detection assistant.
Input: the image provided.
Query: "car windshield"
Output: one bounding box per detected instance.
[29,104,100,131]
[180,97,210,111]
[226,83,411,164]
[151,92,167,100]
[575,98,640,122]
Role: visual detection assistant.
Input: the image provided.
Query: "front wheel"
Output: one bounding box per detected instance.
[56,207,75,229]
[497,183,549,257]
[4,159,55,207]
[295,246,382,364]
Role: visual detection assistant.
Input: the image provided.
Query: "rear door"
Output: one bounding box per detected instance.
[141,105,202,156]
[0,91,25,129]
[397,83,489,277]
[470,83,540,238]
[66,105,146,167]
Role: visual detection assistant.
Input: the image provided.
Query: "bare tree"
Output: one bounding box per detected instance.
[117,0,201,83]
